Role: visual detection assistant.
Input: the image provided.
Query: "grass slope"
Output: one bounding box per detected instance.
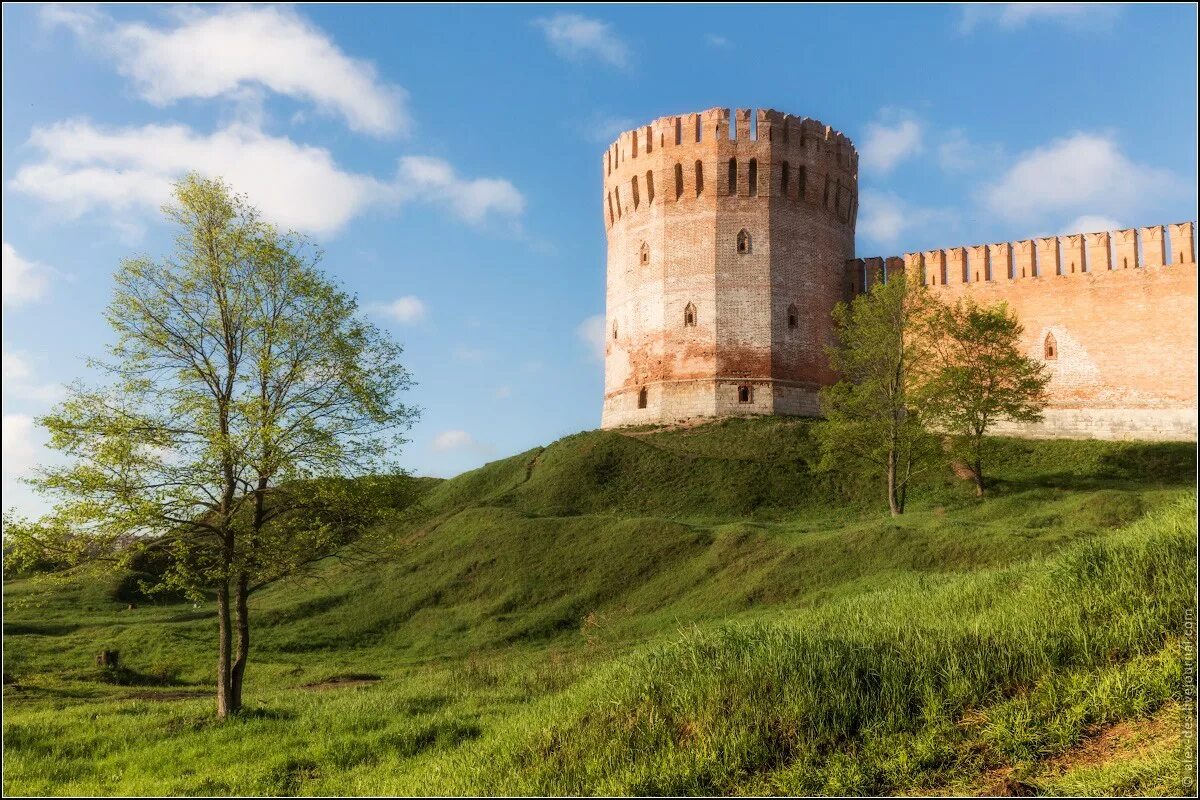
[3,417,1196,796]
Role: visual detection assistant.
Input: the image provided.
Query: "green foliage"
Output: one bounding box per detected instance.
[924,297,1050,494]
[4,173,418,715]
[817,276,943,514]
[3,418,1195,795]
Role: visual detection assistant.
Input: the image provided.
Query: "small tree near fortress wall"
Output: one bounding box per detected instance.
[923,298,1050,496]
[817,275,942,516]
[3,174,418,718]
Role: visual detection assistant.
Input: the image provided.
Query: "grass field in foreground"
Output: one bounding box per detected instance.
[3,418,1196,795]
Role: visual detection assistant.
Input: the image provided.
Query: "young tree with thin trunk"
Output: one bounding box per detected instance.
[816,274,942,516]
[923,298,1049,496]
[3,174,417,718]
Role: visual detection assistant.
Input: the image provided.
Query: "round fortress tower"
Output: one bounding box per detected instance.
[601,107,858,428]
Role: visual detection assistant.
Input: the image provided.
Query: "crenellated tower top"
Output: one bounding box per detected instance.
[601,107,859,232]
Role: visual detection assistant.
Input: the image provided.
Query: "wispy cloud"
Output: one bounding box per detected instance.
[981,132,1181,224]
[576,314,607,362]
[2,243,52,307]
[1061,215,1123,235]
[859,111,924,175]
[533,14,630,70]
[937,129,1003,173]
[42,4,408,136]
[2,414,41,484]
[431,429,494,455]
[857,190,959,250]
[397,156,525,224]
[705,34,730,48]
[11,120,524,236]
[959,3,1123,35]
[2,350,66,405]
[372,296,427,325]
[576,113,635,144]
[453,346,486,363]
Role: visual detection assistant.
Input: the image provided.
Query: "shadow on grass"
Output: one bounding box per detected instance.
[3,621,85,636]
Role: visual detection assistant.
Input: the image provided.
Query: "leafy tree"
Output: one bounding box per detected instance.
[817,274,942,516]
[923,297,1049,496]
[3,174,418,717]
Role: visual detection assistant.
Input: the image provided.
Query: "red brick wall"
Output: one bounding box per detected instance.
[602,108,857,427]
[858,222,1198,440]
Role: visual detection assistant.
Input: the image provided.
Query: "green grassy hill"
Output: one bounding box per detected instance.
[3,418,1196,796]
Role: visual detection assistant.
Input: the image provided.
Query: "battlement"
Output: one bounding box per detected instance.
[601,108,858,231]
[603,105,1195,440]
[851,220,1196,291]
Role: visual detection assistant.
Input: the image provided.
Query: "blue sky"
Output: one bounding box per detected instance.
[3,3,1197,516]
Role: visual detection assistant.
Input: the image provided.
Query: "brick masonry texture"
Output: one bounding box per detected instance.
[601,107,1197,442]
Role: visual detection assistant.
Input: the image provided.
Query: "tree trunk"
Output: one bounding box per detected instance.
[887,446,902,517]
[972,458,985,497]
[230,572,250,714]
[216,578,233,719]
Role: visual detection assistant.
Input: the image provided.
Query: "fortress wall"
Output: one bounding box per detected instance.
[602,108,857,427]
[857,221,1198,441]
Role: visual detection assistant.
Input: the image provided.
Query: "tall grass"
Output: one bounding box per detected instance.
[3,419,1195,795]
[396,496,1195,795]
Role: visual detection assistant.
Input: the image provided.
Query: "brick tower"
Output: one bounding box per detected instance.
[600,107,858,428]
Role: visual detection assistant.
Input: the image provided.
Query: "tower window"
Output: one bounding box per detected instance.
[640,242,650,265]
[631,176,640,209]
[674,163,684,200]
[645,171,655,204]
[612,321,618,340]
[798,165,807,197]
[736,229,752,255]
[781,161,789,196]
[638,387,648,409]
[1044,333,1057,360]
[738,385,753,404]
[787,303,798,330]
[684,302,696,327]
[694,160,704,196]
[748,159,758,196]
[727,158,737,195]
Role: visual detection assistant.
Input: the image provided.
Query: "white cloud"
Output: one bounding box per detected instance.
[11,120,524,236]
[1062,215,1122,235]
[2,350,32,382]
[857,190,958,250]
[959,3,1123,34]
[453,346,486,363]
[2,414,41,483]
[2,243,51,307]
[3,350,67,406]
[578,114,635,144]
[937,129,1002,173]
[494,386,512,400]
[43,5,408,136]
[859,114,923,175]
[431,429,492,455]
[576,314,607,362]
[396,156,525,224]
[373,296,427,325]
[981,133,1180,223]
[534,14,630,70]
[705,34,730,48]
